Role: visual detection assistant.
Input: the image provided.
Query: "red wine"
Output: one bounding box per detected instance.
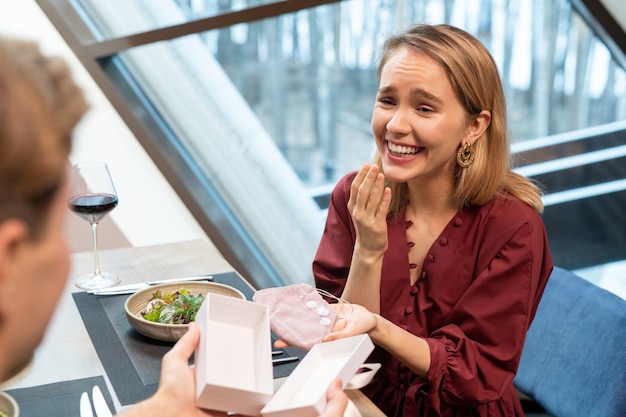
[68,193,118,223]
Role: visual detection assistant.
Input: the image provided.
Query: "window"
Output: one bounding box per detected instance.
[38,0,626,290]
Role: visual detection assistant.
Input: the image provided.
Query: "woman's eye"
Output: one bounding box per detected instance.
[417,106,434,113]
[377,97,395,105]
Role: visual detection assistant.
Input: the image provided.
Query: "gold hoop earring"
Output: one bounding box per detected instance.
[456,142,475,168]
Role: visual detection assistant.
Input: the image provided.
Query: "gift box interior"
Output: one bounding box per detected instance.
[195,293,273,416]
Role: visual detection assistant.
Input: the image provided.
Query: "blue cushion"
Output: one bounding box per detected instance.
[514,267,626,417]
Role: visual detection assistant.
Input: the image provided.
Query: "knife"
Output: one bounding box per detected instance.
[79,391,94,417]
[92,385,113,417]
[271,356,299,366]
[88,274,213,295]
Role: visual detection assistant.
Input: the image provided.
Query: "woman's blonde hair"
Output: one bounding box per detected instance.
[0,38,88,238]
[375,24,543,217]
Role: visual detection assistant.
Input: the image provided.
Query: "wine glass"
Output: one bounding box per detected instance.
[68,161,120,290]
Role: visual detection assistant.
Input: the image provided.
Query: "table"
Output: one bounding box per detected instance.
[0,239,384,417]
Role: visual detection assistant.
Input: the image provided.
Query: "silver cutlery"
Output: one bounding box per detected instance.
[272,356,299,366]
[87,275,213,295]
[79,386,113,417]
[92,385,113,417]
[79,391,94,417]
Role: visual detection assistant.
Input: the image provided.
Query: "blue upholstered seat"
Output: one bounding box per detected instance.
[514,266,626,417]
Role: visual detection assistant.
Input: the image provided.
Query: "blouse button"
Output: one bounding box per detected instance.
[439,237,448,246]
[404,306,414,315]
[427,254,435,263]
[453,218,463,227]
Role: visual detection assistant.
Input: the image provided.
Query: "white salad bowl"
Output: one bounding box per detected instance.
[0,391,19,417]
[124,281,245,342]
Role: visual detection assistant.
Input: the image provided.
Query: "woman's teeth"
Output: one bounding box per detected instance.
[388,142,420,157]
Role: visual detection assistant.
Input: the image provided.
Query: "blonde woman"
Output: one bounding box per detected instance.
[313,24,553,416]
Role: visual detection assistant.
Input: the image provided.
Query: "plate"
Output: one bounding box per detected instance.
[125,281,245,342]
[0,391,19,417]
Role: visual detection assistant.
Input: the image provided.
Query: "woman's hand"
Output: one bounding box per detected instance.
[341,164,392,311]
[273,302,376,348]
[348,163,391,258]
[324,304,377,342]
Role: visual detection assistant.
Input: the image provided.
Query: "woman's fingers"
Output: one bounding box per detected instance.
[273,339,290,349]
[364,168,386,215]
[349,164,387,218]
[348,163,370,212]
[379,185,392,217]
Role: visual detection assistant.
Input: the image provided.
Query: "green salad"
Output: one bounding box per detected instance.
[141,287,204,324]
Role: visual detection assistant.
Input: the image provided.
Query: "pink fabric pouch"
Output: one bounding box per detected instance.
[253,283,341,349]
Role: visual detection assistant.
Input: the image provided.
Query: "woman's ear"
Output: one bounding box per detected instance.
[468,110,491,144]
[0,219,29,292]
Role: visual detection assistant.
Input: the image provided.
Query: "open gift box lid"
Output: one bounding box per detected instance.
[261,334,375,417]
[194,293,274,416]
[195,293,375,416]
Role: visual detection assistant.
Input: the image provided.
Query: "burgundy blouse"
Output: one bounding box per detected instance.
[313,172,553,417]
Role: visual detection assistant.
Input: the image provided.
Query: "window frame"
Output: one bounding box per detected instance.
[36,0,343,288]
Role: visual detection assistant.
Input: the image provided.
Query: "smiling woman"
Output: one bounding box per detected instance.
[314,24,553,417]
[372,46,492,202]
[372,27,542,218]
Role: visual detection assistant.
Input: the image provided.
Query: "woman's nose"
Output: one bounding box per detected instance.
[386,108,411,134]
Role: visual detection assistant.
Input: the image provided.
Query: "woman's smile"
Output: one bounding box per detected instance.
[387,141,423,158]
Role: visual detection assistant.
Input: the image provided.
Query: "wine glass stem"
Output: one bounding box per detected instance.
[91,222,102,277]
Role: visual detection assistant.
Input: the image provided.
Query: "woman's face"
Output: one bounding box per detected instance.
[371,46,471,185]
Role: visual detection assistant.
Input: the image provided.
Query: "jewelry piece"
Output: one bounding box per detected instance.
[457,142,475,168]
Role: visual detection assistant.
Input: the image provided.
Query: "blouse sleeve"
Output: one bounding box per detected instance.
[420,212,553,408]
[312,172,357,297]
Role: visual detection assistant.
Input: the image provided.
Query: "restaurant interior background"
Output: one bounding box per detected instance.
[0,0,624,299]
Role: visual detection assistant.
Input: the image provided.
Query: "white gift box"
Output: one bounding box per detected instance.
[195,293,375,416]
[261,334,375,417]
[194,293,274,416]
